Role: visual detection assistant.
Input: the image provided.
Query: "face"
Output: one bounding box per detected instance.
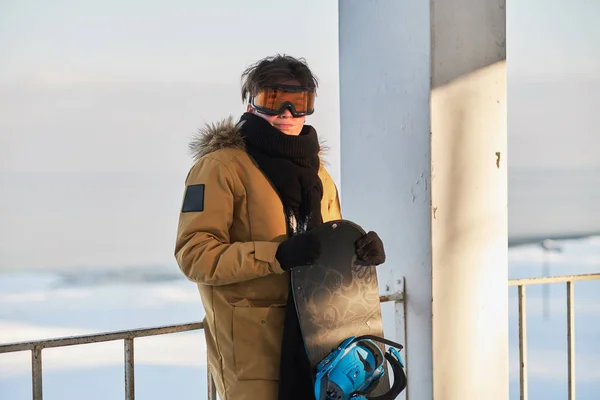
[247,79,307,136]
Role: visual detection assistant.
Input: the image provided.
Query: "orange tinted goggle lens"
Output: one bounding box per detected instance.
[252,87,315,116]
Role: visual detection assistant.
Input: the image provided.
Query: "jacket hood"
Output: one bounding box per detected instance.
[189,116,328,164]
[189,116,245,162]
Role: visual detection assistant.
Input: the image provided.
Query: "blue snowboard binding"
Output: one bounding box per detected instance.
[314,335,407,400]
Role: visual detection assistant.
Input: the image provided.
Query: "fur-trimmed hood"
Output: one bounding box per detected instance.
[189,116,328,164]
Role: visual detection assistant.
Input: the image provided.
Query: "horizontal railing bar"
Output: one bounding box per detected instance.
[0,293,405,354]
[0,322,203,354]
[379,292,404,302]
[508,273,600,286]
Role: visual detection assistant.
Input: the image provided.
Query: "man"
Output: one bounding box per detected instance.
[174,54,386,400]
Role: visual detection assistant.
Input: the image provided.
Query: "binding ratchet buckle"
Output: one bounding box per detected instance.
[314,335,407,400]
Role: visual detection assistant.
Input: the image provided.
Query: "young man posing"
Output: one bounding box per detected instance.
[175,54,386,400]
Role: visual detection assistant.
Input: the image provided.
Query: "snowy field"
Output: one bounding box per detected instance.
[1,237,599,400]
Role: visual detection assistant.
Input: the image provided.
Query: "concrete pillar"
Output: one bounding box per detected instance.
[338,1,507,399]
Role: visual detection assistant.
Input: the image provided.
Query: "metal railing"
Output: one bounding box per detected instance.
[0,322,206,400]
[508,272,600,400]
[0,287,406,400]
[5,272,598,400]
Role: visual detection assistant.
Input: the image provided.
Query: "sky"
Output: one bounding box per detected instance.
[1,0,600,270]
[507,0,600,170]
[508,0,600,80]
[0,0,341,175]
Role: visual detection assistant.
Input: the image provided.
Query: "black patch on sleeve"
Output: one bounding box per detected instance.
[182,184,205,213]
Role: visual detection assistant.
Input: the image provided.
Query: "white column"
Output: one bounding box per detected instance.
[338,0,508,399]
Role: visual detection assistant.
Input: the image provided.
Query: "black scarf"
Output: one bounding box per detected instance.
[239,112,322,400]
[239,112,323,233]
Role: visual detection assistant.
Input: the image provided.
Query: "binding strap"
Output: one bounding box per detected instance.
[352,335,407,400]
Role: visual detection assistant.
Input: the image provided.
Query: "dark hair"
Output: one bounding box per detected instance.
[240,54,319,102]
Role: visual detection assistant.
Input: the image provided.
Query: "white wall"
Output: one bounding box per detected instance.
[339,0,508,398]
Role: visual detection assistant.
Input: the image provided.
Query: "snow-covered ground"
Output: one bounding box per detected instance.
[1,237,600,400]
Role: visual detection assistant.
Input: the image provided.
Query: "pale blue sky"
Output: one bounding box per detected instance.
[0,0,340,176]
[1,0,599,84]
[2,0,600,174]
[0,0,340,85]
[1,0,599,270]
[508,0,600,79]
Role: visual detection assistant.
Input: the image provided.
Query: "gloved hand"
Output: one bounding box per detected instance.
[355,231,386,266]
[275,232,321,271]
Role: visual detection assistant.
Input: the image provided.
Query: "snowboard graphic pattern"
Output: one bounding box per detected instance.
[291,220,390,395]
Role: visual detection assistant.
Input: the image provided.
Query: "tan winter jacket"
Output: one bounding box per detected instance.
[174,117,342,400]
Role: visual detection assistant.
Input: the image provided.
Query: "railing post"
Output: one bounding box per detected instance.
[393,278,407,378]
[208,369,217,400]
[567,282,575,400]
[32,346,43,400]
[518,285,528,400]
[124,338,135,400]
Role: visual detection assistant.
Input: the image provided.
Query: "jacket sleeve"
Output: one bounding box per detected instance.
[174,156,284,286]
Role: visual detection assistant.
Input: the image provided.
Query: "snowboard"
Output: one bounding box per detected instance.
[291,219,390,396]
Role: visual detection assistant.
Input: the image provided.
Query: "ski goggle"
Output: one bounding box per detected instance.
[250,84,315,117]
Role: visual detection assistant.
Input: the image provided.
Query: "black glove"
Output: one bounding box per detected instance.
[275,232,321,271]
[355,231,386,266]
